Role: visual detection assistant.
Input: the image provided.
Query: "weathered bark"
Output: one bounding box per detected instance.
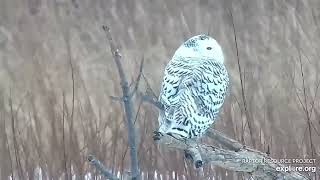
[156,134,308,180]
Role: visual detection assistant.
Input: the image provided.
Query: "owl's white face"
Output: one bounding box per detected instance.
[173,34,224,63]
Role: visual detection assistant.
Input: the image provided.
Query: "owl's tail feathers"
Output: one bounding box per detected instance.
[157,110,170,133]
[154,113,166,142]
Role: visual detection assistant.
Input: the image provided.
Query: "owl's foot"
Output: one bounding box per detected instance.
[195,160,203,168]
[153,131,163,141]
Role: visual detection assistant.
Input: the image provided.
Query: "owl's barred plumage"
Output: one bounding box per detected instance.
[158,34,229,139]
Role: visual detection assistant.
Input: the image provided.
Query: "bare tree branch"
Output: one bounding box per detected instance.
[62,92,68,180]
[229,8,256,147]
[129,58,144,98]
[88,155,119,180]
[109,95,123,102]
[140,94,164,111]
[9,92,24,180]
[156,134,308,180]
[102,25,141,180]
[88,26,142,180]
[297,49,316,157]
[141,73,158,98]
[206,129,243,152]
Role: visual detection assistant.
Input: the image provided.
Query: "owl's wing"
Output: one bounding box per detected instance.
[158,58,193,132]
[158,57,229,138]
[190,61,229,120]
[176,60,229,138]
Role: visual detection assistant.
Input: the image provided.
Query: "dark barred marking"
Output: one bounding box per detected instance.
[159,56,229,139]
[199,35,209,40]
[184,39,198,48]
[172,127,188,134]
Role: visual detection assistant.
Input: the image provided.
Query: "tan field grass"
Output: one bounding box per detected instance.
[0,0,319,179]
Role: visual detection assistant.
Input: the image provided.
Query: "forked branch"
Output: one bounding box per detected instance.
[88,26,141,180]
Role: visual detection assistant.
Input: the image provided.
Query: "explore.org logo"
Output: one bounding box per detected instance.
[241,158,318,173]
[276,166,317,173]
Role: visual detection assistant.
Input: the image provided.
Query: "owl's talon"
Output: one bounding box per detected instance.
[195,160,203,168]
[153,131,162,136]
[153,131,163,141]
[153,135,161,141]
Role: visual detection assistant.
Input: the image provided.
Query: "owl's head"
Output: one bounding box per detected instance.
[173,34,224,63]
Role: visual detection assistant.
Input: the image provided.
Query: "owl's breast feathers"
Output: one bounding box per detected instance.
[160,57,229,110]
[158,56,229,138]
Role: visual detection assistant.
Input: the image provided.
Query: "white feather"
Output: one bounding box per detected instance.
[158,34,229,139]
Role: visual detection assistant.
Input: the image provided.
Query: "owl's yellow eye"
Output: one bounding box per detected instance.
[207,47,212,50]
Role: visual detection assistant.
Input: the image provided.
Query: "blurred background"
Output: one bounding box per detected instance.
[0,0,319,179]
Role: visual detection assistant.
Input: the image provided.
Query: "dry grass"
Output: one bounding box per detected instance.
[0,0,319,179]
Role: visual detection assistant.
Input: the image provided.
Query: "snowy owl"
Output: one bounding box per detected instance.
[155,34,229,140]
